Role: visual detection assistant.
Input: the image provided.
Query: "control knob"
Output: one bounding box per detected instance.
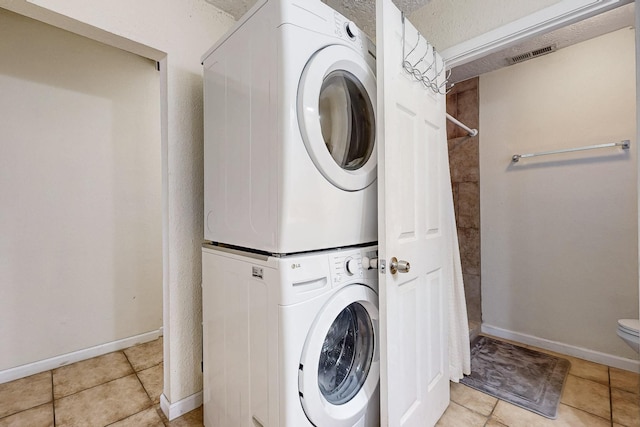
[345,258,359,275]
[345,21,358,40]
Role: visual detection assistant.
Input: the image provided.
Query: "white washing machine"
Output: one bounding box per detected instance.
[202,244,380,427]
[201,0,377,254]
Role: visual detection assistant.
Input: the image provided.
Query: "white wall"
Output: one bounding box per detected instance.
[0,0,234,410]
[410,0,562,51]
[0,10,161,370]
[480,28,638,359]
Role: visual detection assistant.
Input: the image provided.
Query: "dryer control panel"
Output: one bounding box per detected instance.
[332,11,366,50]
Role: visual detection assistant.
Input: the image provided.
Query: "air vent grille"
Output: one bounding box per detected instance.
[508,44,557,65]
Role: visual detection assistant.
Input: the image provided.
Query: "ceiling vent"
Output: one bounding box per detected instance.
[508,45,557,65]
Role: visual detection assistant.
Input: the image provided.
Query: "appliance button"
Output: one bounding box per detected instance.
[345,21,358,40]
[345,258,358,275]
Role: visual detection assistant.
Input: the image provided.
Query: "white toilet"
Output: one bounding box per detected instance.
[617,319,640,353]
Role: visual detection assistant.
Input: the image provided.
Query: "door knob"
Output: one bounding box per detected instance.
[390,257,410,274]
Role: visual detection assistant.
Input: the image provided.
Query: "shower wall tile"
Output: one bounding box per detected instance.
[458,182,480,229]
[452,183,460,225]
[446,92,459,137]
[463,274,482,324]
[459,227,480,275]
[446,78,478,139]
[450,77,478,94]
[447,77,481,334]
[456,89,479,130]
[448,137,479,183]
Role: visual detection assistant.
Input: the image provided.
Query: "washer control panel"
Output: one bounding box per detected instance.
[329,247,378,287]
[330,251,363,286]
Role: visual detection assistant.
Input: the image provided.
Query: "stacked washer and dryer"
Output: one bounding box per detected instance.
[201,0,380,426]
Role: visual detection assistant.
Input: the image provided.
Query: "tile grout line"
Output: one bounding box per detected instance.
[121,350,156,405]
[103,406,153,427]
[608,367,614,427]
[481,397,500,427]
[102,350,155,426]
[52,370,135,401]
[560,401,613,423]
[50,369,56,427]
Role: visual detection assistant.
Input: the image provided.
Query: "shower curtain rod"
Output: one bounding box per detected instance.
[446,113,478,137]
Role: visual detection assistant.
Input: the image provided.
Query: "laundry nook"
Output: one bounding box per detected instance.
[0,0,638,426]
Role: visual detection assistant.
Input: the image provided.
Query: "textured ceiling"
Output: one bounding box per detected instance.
[204,0,634,84]
[204,0,430,39]
[449,2,635,84]
[205,0,428,19]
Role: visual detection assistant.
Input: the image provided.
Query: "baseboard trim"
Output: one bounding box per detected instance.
[481,324,640,373]
[160,391,202,421]
[0,328,163,384]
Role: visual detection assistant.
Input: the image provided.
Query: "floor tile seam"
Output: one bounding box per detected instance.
[50,369,57,427]
[481,416,495,427]
[51,350,126,372]
[451,394,498,419]
[136,361,163,373]
[102,404,155,427]
[560,400,612,422]
[52,372,141,402]
[567,372,612,389]
[0,402,54,423]
[479,397,501,426]
[609,384,640,396]
[569,373,610,386]
[120,349,138,373]
[133,368,156,404]
[608,367,614,427]
[154,405,171,426]
[0,373,54,421]
[122,348,162,373]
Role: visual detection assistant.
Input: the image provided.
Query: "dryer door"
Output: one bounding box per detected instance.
[299,285,379,427]
[298,45,377,191]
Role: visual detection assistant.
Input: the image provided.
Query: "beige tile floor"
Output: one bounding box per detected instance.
[437,341,640,427]
[1,336,639,426]
[0,337,203,427]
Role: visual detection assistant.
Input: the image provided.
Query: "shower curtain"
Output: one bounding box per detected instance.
[444,140,471,382]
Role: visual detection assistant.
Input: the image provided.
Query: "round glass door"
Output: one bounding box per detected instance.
[298,285,379,427]
[318,302,374,405]
[298,45,377,191]
[319,71,375,172]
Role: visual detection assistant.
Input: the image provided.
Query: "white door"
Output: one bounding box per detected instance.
[376,0,451,426]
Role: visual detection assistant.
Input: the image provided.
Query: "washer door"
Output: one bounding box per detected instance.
[298,45,377,191]
[299,285,379,426]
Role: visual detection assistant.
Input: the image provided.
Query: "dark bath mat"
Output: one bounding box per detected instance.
[460,336,571,419]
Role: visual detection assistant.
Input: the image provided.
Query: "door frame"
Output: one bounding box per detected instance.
[438,0,640,358]
[441,0,632,68]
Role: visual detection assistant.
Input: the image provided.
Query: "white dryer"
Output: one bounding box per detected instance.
[202,244,380,427]
[201,0,377,254]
